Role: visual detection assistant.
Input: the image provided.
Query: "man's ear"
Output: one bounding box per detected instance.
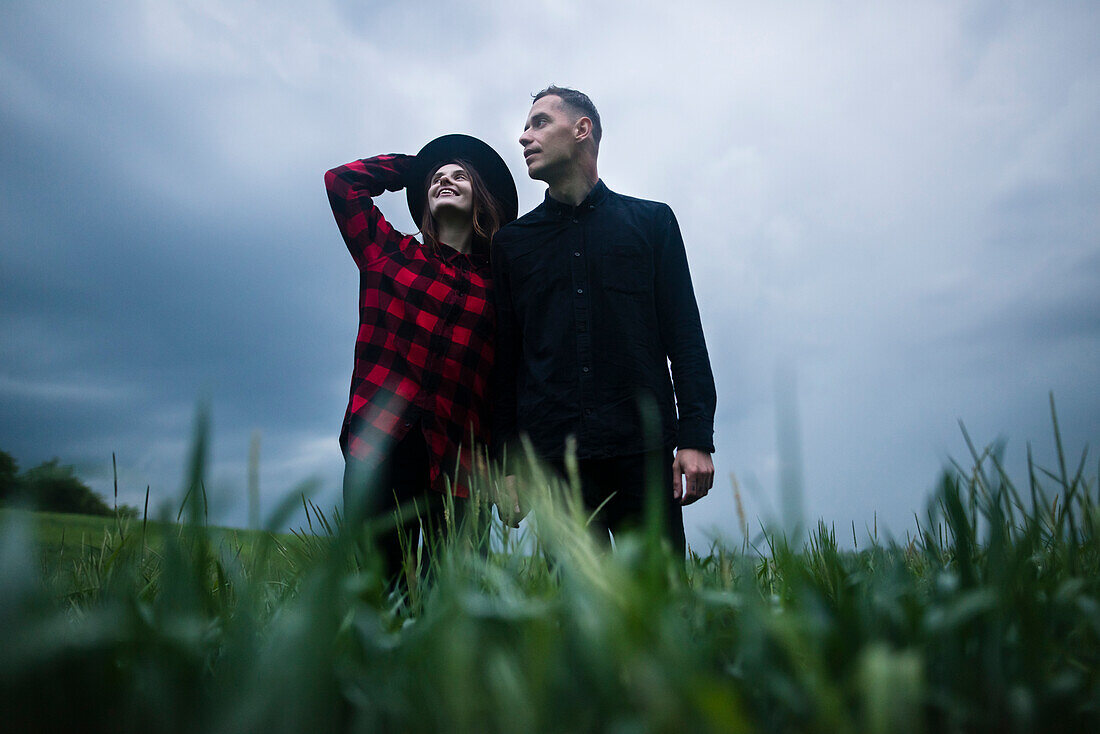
[574,116,593,143]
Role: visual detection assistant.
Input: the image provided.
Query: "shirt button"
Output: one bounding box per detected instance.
[574,251,581,257]
[582,366,590,373]
[584,408,593,416]
[576,288,584,295]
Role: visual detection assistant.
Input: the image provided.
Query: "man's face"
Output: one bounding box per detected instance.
[519,95,578,182]
[426,163,474,219]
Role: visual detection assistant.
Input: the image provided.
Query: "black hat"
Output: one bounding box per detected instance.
[406,134,519,227]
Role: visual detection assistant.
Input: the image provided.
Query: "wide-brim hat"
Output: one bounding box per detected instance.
[406,133,519,227]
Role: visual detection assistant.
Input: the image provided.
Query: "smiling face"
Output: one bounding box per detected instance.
[426,163,474,219]
[519,95,581,182]
[419,158,506,252]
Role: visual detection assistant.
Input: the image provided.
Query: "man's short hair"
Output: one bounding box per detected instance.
[533,85,602,146]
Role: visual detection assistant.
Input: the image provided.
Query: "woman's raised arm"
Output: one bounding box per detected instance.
[324,154,415,269]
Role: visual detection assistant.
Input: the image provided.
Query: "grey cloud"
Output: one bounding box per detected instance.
[1,1,1098,544]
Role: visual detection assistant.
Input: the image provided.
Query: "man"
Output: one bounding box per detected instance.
[491,86,717,554]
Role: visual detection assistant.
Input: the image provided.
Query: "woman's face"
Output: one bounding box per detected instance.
[427,163,474,220]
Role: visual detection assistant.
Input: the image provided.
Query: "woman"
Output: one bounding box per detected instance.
[324,134,517,583]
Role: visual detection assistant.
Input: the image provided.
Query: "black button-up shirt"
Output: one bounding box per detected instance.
[491,180,716,461]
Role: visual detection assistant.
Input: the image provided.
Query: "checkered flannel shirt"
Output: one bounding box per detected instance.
[325,155,494,497]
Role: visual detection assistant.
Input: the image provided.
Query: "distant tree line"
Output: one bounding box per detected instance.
[0,450,137,517]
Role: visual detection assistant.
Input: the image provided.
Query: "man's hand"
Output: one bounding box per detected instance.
[672,448,714,506]
[495,474,529,528]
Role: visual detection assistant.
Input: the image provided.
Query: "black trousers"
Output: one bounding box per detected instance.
[548,449,686,556]
[342,426,459,584]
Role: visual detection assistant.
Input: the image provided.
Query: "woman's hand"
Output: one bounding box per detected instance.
[386,153,416,191]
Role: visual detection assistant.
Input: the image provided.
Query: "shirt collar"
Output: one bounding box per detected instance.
[541,179,609,218]
[437,240,490,268]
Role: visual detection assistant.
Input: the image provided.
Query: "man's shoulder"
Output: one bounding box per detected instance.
[612,188,672,209]
[494,204,550,248]
[500,205,549,230]
[604,187,675,226]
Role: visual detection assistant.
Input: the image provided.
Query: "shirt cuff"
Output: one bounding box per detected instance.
[676,418,715,453]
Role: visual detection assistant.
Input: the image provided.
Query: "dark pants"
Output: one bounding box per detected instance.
[342,426,463,586]
[548,448,686,556]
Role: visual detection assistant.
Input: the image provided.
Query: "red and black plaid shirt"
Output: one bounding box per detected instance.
[325,155,494,497]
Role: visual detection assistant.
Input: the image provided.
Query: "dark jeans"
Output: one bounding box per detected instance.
[342,426,465,586]
[548,448,685,556]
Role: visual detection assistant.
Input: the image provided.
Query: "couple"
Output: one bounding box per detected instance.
[325,86,716,581]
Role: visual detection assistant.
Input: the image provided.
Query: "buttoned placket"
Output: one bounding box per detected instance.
[566,204,597,446]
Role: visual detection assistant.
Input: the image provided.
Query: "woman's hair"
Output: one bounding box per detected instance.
[419,158,507,252]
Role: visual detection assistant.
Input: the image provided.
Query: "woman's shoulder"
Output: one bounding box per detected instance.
[357,230,431,270]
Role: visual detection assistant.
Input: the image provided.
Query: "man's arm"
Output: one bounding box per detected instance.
[653,205,717,505]
[490,239,519,460]
[489,238,528,525]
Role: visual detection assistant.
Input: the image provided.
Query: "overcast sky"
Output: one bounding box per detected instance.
[2,1,1098,548]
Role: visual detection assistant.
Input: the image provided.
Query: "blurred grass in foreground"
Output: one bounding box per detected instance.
[1,398,1097,733]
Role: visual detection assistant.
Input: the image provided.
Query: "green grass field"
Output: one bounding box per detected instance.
[1,507,288,577]
[1,406,1097,733]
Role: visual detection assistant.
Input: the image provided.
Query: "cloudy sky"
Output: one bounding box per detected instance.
[2,1,1098,547]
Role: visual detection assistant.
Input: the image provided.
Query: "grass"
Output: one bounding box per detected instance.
[0,508,290,579]
[1,398,1097,733]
